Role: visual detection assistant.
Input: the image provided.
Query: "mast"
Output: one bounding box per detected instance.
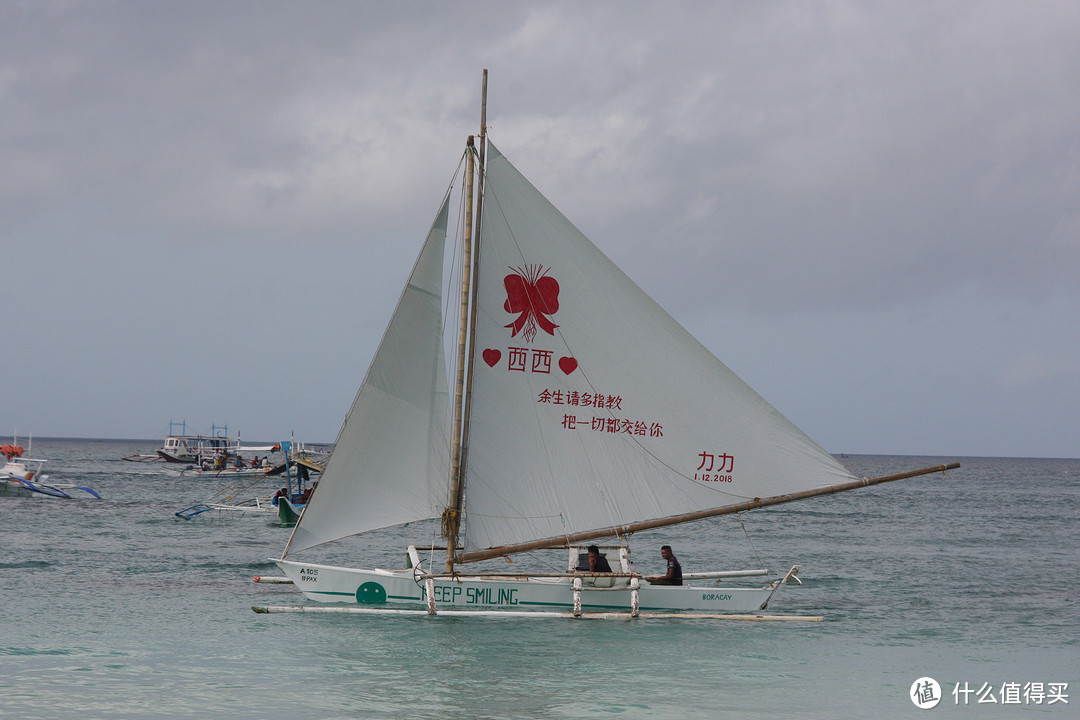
[443,70,488,571]
[454,463,960,564]
[442,136,474,570]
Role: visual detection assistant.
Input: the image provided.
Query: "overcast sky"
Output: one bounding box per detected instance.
[3,1,1077,458]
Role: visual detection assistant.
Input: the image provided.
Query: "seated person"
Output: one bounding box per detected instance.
[586,545,612,573]
[647,545,682,585]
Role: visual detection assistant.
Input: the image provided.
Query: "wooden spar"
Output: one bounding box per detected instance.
[453,71,488,571]
[442,135,476,570]
[444,70,488,573]
[478,69,488,168]
[463,70,488,437]
[454,463,961,565]
[251,605,823,621]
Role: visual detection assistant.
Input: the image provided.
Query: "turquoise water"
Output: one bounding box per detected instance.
[2,440,1076,718]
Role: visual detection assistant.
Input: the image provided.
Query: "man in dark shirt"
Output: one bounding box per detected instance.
[647,545,682,585]
[587,545,612,573]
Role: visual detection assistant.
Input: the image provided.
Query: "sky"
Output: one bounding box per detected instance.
[2,1,1077,458]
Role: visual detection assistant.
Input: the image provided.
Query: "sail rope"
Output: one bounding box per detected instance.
[521,551,568,574]
[201,473,276,504]
[444,157,469,362]
[461,510,564,519]
[736,516,767,571]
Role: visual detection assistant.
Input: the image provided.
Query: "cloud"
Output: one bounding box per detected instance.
[1,1,1077,456]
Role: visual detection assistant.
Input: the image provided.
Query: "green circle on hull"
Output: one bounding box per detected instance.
[356,582,387,604]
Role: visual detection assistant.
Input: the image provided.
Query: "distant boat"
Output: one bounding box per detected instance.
[175,442,324,521]
[261,73,958,619]
[123,421,282,466]
[166,465,276,480]
[1,440,100,499]
[270,462,319,526]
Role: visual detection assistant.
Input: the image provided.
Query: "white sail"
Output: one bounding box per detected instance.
[461,142,857,553]
[285,198,453,555]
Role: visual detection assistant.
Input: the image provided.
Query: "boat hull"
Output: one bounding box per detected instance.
[166,467,274,479]
[276,559,775,614]
[274,498,305,525]
[1,479,34,497]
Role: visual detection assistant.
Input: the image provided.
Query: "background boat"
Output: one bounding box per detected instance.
[174,442,324,520]
[2,439,100,498]
[123,421,283,467]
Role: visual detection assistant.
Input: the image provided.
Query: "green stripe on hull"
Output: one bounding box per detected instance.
[306,590,423,602]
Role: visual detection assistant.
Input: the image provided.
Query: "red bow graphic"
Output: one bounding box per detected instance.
[503,265,559,343]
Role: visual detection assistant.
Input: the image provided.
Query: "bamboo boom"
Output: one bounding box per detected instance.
[454,463,960,565]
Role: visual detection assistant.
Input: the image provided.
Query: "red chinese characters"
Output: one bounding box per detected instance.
[539,388,662,437]
[484,348,577,375]
[536,389,622,409]
[696,451,735,482]
[560,414,664,437]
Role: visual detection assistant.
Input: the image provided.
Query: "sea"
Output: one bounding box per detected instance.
[1,439,1076,719]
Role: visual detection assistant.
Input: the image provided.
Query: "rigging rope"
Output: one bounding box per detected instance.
[736,516,767,571]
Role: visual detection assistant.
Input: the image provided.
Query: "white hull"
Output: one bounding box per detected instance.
[2,459,43,482]
[165,466,274,479]
[1,479,34,497]
[1,457,101,499]
[276,558,779,614]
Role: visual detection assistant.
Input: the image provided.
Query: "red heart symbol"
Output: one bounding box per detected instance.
[559,357,578,374]
[482,349,501,367]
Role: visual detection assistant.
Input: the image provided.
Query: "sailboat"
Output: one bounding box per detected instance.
[174,441,326,520]
[1,438,101,499]
[261,72,958,619]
